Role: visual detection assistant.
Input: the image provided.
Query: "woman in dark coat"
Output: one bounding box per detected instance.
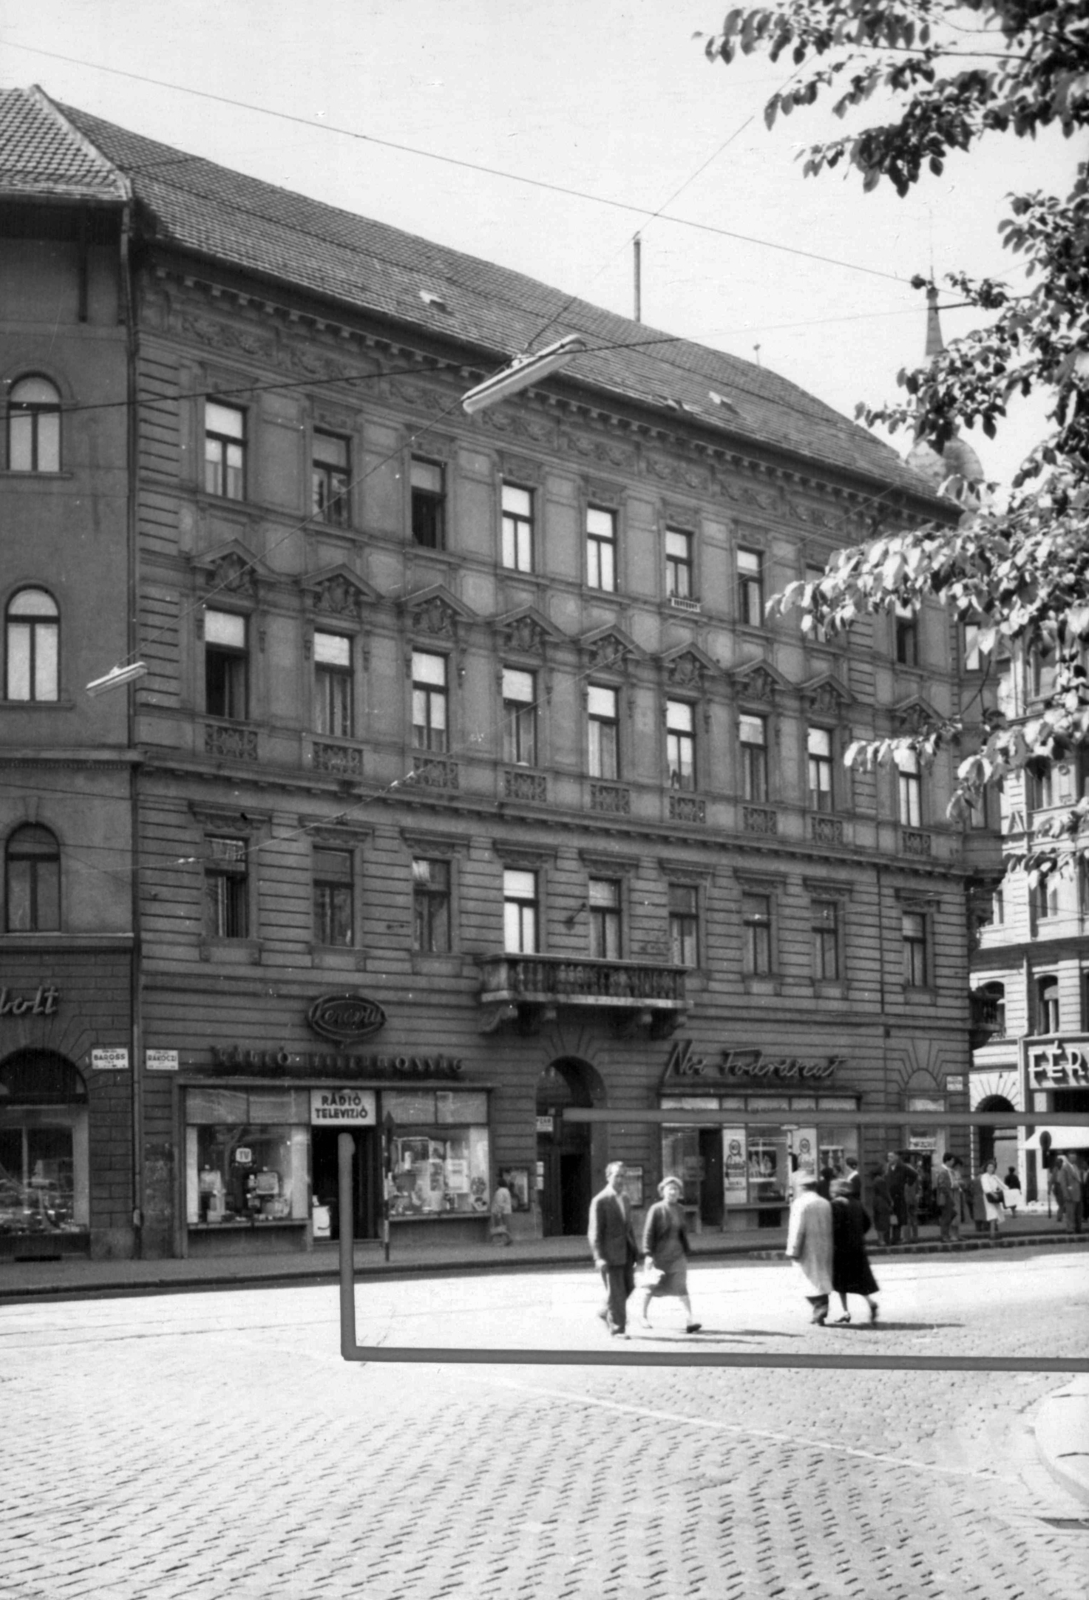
[638,1176,701,1334]
[870,1169,892,1245]
[830,1178,880,1324]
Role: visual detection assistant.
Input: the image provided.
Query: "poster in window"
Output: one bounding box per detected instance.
[501,1167,530,1212]
[622,1165,644,1208]
[722,1128,748,1203]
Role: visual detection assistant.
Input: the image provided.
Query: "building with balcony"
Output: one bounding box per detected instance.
[1,87,995,1258]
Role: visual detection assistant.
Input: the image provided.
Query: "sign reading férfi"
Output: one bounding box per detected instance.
[661,1039,843,1087]
[1027,1038,1089,1086]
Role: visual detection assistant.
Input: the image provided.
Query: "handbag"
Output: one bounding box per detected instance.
[636,1261,664,1289]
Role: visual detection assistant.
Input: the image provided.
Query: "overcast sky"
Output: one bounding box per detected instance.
[3,0,1075,490]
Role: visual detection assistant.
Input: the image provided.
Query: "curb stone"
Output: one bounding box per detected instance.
[1035,1382,1089,1508]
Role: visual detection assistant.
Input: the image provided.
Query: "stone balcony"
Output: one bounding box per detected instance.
[479,953,687,1037]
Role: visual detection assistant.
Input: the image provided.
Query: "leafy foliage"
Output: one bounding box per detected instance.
[701,2,1089,878]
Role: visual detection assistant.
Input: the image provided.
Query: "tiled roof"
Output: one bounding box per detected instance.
[0,87,129,202]
[4,87,936,500]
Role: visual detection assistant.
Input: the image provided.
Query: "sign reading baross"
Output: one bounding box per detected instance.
[306,993,387,1045]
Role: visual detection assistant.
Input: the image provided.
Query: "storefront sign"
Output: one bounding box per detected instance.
[306,993,387,1045]
[946,1076,966,1092]
[1027,1039,1089,1086]
[208,1046,461,1080]
[536,1115,554,1134]
[909,1135,937,1152]
[147,1050,179,1072]
[309,1088,376,1126]
[661,1039,843,1088]
[1,984,59,1018]
[91,1048,129,1071]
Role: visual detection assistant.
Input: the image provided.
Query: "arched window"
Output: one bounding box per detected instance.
[5,824,60,932]
[5,589,59,702]
[7,376,61,472]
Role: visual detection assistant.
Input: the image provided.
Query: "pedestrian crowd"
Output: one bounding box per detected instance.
[586,1146,1088,1337]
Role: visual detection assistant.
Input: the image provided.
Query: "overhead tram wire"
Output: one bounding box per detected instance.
[6,38,910,286]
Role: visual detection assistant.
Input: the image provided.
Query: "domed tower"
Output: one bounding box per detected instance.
[904,285,986,506]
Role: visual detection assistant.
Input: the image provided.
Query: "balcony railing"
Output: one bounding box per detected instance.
[969,990,1007,1049]
[480,953,687,1034]
[204,721,258,762]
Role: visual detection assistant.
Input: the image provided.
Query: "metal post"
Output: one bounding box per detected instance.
[337,1131,356,1358]
[382,1112,395,1263]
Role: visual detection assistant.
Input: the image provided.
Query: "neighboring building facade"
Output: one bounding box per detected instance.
[970,660,1089,1198]
[0,92,136,1258]
[2,87,996,1260]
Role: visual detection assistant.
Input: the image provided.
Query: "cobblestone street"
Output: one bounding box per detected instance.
[3,1248,1087,1600]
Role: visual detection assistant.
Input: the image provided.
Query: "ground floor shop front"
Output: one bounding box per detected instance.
[135,968,970,1258]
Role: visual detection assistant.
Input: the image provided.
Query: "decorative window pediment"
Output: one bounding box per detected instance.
[660,643,718,693]
[301,564,379,627]
[579,624,643,674]
[801,674,852,718]
[493,605,565,659]
[191,541,265,602]
[892,696,940,735]
[401,584,477,641]
[733,658,790,705]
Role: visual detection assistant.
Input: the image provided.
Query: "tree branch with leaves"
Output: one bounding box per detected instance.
[700,1,1089,880]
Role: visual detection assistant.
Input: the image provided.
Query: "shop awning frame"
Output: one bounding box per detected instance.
[562,1110,1089,1128]
[334,1132,1089,1375]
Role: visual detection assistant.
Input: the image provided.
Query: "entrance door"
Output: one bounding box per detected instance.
[536,1060,597,1237]
[310,1127,378,1241]
[698,1128,724,1227]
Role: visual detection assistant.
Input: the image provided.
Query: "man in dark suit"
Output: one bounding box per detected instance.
[587,1161,638,1337]
[886,1150,917,1246]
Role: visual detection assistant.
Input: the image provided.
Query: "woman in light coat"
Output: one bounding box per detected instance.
[786,1168,833,1324]
[970,1159,1007,1237]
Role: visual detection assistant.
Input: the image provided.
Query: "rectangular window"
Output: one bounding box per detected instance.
[897,750,922,827]
[668,883,699,968]
[665,528,693,599]
[205,836,248,939]
[502,666,537,766]
[742,892,772,976]
[589,877,621,960]
[588,684,619,780]
[412,864,450,947]
[503,868,538,954]
[666,699,695,790]
[812,899,840,981]
[501,483,534,572]
[586,506,616,592]
[1034,878,1058,921]
[412,857,451,954]
[1029,768,1055,811]
[313,848,353,947]
[738,548,764,627]
[204,608,248,721]
[411,457,445,549]
[312,431,350,526]
[412,650,448,751]
[895,605,918,667]
[739,713,768,802]
[807,726,833,812]
[314,630,353,738]
[204,402,245,500]
[1037,977,1060,1034]
[1031,652,1058,701]
[902,910,927,986]
[963,623,982,672]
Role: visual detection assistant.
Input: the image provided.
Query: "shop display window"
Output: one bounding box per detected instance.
[186,1088,310,1226]
[0,1119,86,1237]
[383,1089,490,1216]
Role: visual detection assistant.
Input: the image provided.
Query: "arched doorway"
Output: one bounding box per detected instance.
[976,1094,1016,1177]
[0,1049,90,1252]
[536,1058,603,1237]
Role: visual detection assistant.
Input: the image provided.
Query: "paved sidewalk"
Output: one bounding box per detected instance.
[1,1207,1084,1303]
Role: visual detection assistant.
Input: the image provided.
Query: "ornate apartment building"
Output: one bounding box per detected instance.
[2,87,997,1259]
